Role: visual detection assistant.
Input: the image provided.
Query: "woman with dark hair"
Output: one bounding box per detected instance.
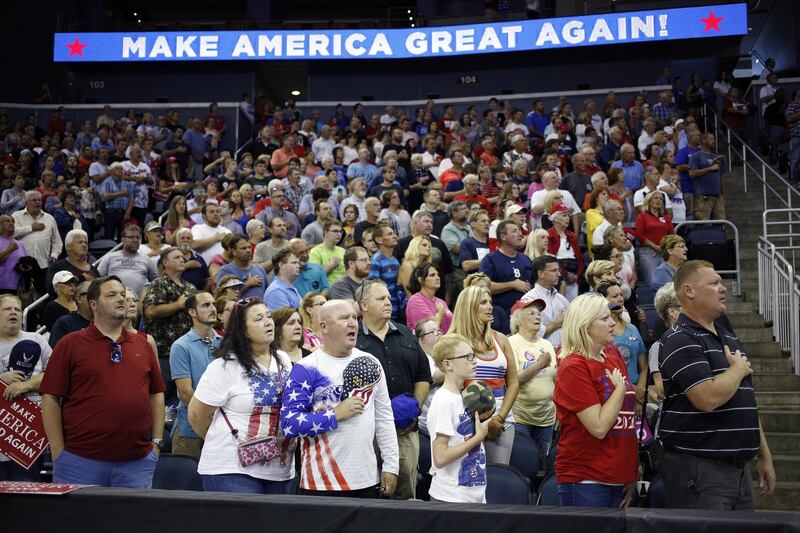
[214,296,235,336]
[406,262,452,332]
[189,297,295,493]
[378,189,410,239]
[341,203,359,249]
[271,306,310,363]
[164,195,194,245]
[222,187,249,234]
[53,189,87,246]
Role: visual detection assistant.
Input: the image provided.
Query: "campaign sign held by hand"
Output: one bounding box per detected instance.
[0,382,48,470]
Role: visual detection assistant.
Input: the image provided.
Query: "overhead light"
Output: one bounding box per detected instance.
[133,11,138,16]
[291,90,301,96]
[411,24,415,27]
[407,9,411,13]
[137,19,142,23]
[409,16,413,20]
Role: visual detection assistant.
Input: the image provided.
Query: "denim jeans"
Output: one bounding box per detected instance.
[558,482,624,508]
[53,449,158,488]
[790,137,800,183]
[201,473,291,494]
[514,423,553,461]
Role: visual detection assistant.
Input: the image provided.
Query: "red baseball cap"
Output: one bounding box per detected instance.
[548,202,570,216]
[510,298,546,314]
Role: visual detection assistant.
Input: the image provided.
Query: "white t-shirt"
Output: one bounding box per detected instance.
[191,224,231,264]
[427,387,487,503]
[0,332,52,462]
[530,188,581,227]
[633,186,672,211]
[418,354,439,435]
[194,353,295,480]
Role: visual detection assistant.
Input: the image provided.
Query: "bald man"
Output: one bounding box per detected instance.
[281,300,399,498]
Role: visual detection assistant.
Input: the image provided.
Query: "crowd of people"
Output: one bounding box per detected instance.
[0,82,778,510]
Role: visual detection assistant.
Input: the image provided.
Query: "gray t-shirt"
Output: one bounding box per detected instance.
[300,221,324,245]
[253,239,289,271]
[329,275,361,301]
[96,250,158,297]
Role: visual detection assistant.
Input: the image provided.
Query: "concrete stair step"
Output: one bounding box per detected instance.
[728,312,767,329]
[765,433,800,455]
[761,411,800,433]
[743,342,783,358]
[754,373,800,392]
[725,301,760,313]
[756,392,800,410]
[751,455,800,483]
[756,481,800,511]
[735,328,775,343]
[751,357,793,373]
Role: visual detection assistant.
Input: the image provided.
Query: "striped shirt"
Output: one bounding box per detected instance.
[96,176,132,210]
[368,252,406,321]
[658,314,760,462]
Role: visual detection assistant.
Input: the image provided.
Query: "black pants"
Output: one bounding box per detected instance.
[104,208,125,240]
[662,451,755,511]
[158,357,177,406]
[131,206,149,230]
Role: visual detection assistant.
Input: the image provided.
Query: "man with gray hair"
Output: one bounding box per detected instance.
[452,173,490,212]
[561,152,593,208]
[592,199,627,249]
[346,148,380,187]
[46,229,99,294]
[440,201,471,267]
[13,190,62,294]
[598,125,623,171]
[611,143,645,190]
[311,124,335,164]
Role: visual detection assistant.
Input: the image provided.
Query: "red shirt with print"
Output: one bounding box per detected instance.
[553,345,638,484]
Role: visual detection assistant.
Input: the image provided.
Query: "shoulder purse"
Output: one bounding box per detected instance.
[219,408,281,467]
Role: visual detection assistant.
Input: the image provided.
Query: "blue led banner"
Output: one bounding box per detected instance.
[53,3,746,62]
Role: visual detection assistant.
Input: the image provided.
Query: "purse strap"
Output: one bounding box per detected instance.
[219,408,242,443]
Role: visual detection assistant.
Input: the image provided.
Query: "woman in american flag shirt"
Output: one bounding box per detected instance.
[189,297,296,493]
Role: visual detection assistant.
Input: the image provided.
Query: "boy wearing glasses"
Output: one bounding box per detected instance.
[426,333,490,503]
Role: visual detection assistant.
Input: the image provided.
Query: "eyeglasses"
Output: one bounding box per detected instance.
[199,337,213,347]
[673,243,687,249]
[110,342,122,364]
[447,353,477,362]
[421,328,442,338]
[235,296,261,308]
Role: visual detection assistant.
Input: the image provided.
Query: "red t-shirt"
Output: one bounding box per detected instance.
[453,193,491,212]
[553,345,638,484]
[40,324,165,462]
[635,211,674,248]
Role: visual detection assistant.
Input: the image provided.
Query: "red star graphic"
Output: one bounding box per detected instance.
[700,10,724,32]
[66,37,87,57]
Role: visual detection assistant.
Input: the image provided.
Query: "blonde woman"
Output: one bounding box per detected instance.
[246,219,266,253]
[123,288,159,358]
[238,183,256,217]
[451,285,519,464]
[397,234,431,293]
[463,272,491,289]
[525,228,550,262]
[540,189,564,230]
[299,291,327,351]
[552,293,637,508]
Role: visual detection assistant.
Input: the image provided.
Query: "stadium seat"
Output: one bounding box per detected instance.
[509,432,540,483]
[685,225,735,273]
[88,239,118,257]
[485,464,531,505]
[151,454,202,491]
[536,470,559,506]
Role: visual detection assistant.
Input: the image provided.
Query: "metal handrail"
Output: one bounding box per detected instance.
[21,243,122,332]
[701,104,800,209]
[675,220,741,297]
[758,235,799,371]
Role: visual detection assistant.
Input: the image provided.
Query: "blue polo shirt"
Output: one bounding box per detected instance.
[611,159,645,190]
[216,262,268,299]
[675,145,699,194]
[169,329,220,439]
[264,277,302,310]
[293,263,330,297]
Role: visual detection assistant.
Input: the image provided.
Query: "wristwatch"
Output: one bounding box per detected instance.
[152,438,164,449]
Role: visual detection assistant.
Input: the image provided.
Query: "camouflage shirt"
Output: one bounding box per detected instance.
[143,275,197,359]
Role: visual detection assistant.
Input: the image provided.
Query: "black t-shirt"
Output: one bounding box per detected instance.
[658,314,760,461]
[42,301,73,332]
[356,320,432,399]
